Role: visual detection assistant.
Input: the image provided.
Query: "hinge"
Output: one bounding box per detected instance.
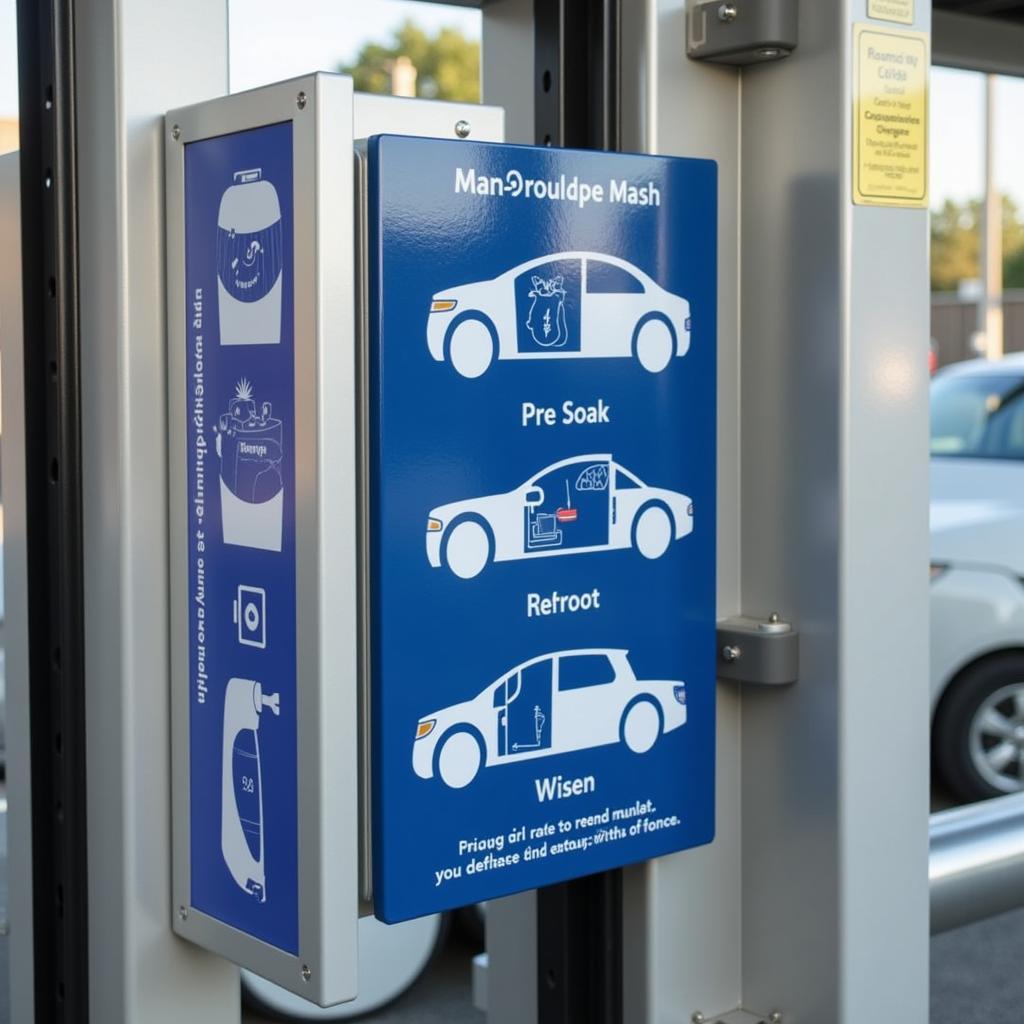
[716,614,798,686]
[687,0,798,67]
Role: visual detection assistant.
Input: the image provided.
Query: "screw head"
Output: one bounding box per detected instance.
[296,91,307,110]
[301,964,312,982]
[171,124,181,141]
[454,119,471,139]
[769,1013,784,1024]
[691,1013,706,1024]
[178,905,189,921]
[722,644,741,663]
[718,3,738,21]
[758,47,784,59]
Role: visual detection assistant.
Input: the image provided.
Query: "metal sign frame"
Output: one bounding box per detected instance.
[165,72,359,1005]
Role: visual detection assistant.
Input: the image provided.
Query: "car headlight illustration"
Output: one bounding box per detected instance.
[416,719,436,739]
[673,685,687,705]
[426,518,443,532]
[430,299,458,313]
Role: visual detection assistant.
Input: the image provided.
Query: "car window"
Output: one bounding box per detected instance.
[931,373,1024,459]
[586,260,644,295]
[614,467,641,489]
[558,654,617,691]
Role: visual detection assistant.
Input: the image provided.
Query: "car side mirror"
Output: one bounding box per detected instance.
[525,487,543,507]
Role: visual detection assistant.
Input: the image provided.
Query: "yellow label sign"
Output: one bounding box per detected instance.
[853,25,928,208]
[868,0,913,25]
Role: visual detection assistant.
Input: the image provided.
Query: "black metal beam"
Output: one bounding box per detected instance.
[534,0,620,151]
[16,0,90,1019]
[534,3,623,1023]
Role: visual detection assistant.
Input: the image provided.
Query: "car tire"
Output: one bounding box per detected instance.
[633,504,673,560]
[933,652,1024,802]
[622,699,662,754]
[634,316,674,373]
[447,317,495,379]
[437,730,483,789]
[443,519,492,580]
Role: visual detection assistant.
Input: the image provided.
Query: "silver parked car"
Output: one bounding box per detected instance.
[930,353,1024,801]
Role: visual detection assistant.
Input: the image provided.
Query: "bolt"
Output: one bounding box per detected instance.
[758,47,784,59]
[691,1014,706,1024]
[769,1013,784,1024]
[178,905,189,921]
[171,124,181,141]
[301,964,312,983]
[455,119,472,139]
[718,3,738,21]
[296,91,307,110]
[769,612,780,623]
[722,644,741,663]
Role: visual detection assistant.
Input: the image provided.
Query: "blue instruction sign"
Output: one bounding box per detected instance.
[183,121,298,952]
[368,136,717,922]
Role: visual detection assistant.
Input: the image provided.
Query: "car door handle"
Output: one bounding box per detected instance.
[612,497,617,524]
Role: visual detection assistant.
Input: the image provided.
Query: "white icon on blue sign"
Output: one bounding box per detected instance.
[427,252,692,379]
[234,584,267,649]
[412,649,687,789]
[215,379,284,552]
[426,455,693,580]
[217,168,283,346]
[222,677,281,902]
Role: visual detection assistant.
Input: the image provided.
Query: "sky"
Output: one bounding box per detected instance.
[0,2,1022,209]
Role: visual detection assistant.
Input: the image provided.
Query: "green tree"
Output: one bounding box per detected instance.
[930,195,1024,292]
[341,20,480,103]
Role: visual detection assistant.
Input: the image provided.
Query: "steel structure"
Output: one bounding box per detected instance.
[4,1,1024,1023]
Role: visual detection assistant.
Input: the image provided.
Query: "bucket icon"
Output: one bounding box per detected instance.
[216,168,283,346]
[216,379,284,552]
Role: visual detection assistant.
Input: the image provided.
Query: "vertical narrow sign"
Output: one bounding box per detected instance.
[183,121,299,953]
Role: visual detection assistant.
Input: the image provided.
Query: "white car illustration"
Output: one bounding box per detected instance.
[426,455,693,580]
[427,251,691,378]
[412,649,687,789]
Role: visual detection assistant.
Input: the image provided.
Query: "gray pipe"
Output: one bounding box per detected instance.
[930,791,1024,935]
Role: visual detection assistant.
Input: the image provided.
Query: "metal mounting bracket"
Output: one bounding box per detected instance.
[687,0,799,67]
[716,614,799,686]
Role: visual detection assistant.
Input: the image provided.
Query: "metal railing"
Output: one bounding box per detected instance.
[930,791,1024,934]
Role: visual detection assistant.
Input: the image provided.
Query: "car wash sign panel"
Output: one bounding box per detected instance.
[182,122,299,952]
[368,136,717,922]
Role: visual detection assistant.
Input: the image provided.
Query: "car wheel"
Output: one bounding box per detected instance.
[633,504,673,560]
[444,520,492,580]
[437,731,483,788]
[933,653,1024,802]
[447,317,494,379]
[634,317,674,373]
[622,700,661,754]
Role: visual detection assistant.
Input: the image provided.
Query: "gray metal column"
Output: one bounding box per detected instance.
[74,2,239,1021]
[0,150,36,1024]
[626,1,931,1020]
[738,1,930,1017]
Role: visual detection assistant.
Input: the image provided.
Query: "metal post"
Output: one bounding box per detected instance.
[930,792,1024,935]
[15,0,90,1017]
[622,2,931,1020]
[73,1,239,1020]
[981,73,1003,360]
[532,4,624,1022]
